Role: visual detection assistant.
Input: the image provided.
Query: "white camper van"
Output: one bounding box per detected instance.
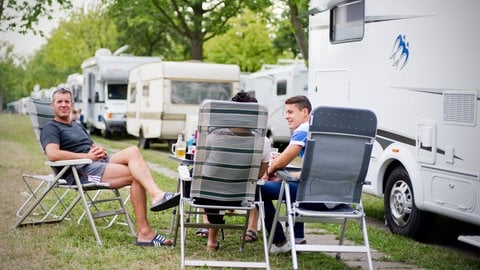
[243,60,308,149]
[80,48,160,137]
[126,61,240,148]
[307,0,480,245]
[65,73,83,104]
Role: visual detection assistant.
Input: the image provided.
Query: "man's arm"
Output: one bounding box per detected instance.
[44,143,106,162]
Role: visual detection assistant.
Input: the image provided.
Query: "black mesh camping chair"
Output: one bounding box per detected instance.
[270,106,377,270]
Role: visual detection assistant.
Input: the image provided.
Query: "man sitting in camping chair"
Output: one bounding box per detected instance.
[40,87,180,246]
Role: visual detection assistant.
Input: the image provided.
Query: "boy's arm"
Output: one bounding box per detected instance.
[266,144,302,177]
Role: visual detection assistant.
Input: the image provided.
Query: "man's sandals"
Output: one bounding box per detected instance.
[134,234,173,247]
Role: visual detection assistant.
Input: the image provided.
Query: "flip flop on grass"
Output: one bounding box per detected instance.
[243,229,258,242]
[195,228,209,238]
[135,234,173,247]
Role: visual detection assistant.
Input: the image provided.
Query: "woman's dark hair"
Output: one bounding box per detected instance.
[231,92,257,103]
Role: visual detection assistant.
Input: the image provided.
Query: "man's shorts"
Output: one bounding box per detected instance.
[62,157,110,185]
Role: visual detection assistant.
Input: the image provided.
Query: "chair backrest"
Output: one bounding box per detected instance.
[190,100,268,202]
[26,98,54,142]
[297,106,377,204]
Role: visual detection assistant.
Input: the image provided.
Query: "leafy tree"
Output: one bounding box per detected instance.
[107,1,184,59]
[108,0,272,61]
[270,0,308,63]
[204,9,279,72]
[0,41,26,107]
[0,0,72,35]
[22,8,121,93]
[285,0,308,63]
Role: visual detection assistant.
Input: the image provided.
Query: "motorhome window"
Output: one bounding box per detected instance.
[171,81,231,104]
[73,86,82,103]
[129,85,136,103]
[277,79,287,96]
[330,0,364,43]
[142,84,149,97]
[108,84,128,100]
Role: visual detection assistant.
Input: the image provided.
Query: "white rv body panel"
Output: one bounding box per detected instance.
[243,61,308,148]
[65,73,83,104]
[126,61,240,147]
[80,49,160,137]
[308,0,479,238]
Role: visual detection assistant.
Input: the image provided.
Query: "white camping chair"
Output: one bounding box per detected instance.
[178,100,270,269]
[270,106,377,270]
[13,98,135,245]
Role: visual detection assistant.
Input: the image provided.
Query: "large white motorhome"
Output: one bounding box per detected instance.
[126,61,240,148]
[80,48,160,137]
[243,60,308,150]
[65,73,83,104]
[307,0,480,245]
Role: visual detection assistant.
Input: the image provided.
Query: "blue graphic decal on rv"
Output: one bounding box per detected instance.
[390,34,409,69]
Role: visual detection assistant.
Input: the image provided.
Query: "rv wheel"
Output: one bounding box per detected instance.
[101,128,111,139]
[384,166,435,241]
[139,130,150,149]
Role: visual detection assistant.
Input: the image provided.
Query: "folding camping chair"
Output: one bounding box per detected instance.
[13,98,135,246]
[270,106,377,270]
[178,100,270,269]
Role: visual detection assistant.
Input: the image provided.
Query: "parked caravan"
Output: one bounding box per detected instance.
[307,0,480,245]
[126,61,240,148]
[80,48,160,137]
[243,60,308,149]
[65,73,83,104]
[30,88,54,101]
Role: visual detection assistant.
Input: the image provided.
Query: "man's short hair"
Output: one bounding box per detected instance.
[52,87,73,101]
[285,95,312,113]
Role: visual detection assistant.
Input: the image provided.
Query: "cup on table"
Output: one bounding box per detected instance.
[172,142,186,159]
[270,147,279,164]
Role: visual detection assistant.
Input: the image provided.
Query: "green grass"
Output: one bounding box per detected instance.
[1,113,479,270]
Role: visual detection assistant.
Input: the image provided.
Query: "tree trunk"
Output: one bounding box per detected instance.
[287,0,309,64]
[190,2,204,61]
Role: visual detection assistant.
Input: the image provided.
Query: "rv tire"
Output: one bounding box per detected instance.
[139,130,150,149]
[384,166,435,241]
[101,129,111,139]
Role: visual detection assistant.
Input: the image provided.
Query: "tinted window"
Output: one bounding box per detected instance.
[330,0,364,43]
[171,81,232,104]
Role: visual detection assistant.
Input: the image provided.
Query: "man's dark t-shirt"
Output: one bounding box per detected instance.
[40,120,93,153]
[40,120,94,183]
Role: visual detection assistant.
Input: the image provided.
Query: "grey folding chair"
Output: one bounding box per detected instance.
[179,100,270,269]
[13,98,135,245]
[270,106,377,270]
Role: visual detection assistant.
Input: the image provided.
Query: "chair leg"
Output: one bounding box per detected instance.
[257,200,270,269]
[180,199,186,270]
[361,215,374,270]
[14,172,73,228]
[283,184,299,270]
[267,181,286,251]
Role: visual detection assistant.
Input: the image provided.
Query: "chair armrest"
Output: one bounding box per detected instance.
[276,169,299,182]
[45,159,92,167]
[285,165,301,172]
[178,165,192,181]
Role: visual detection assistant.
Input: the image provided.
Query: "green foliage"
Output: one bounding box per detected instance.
[21,9,121,92]
[0,0,73,35]
[108,0,273,60]
[204,9,280,72]
[0,41,27,107]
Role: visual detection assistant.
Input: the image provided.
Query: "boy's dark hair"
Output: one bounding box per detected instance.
[285,95,312,113]
[231,92,257,103]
